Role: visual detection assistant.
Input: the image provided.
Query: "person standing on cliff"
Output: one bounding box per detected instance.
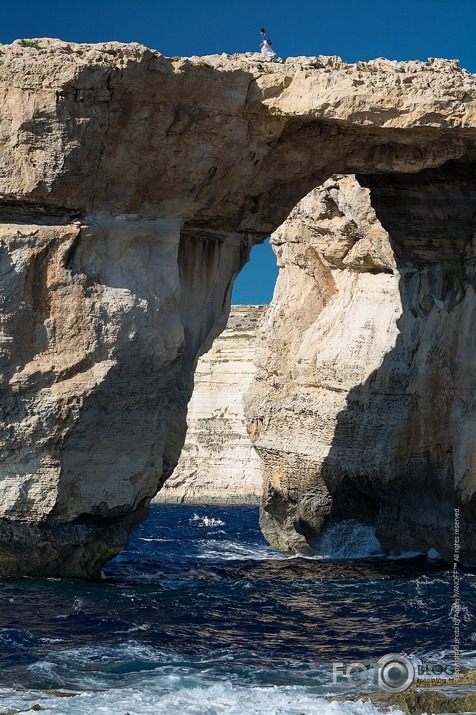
[259,28,276,59]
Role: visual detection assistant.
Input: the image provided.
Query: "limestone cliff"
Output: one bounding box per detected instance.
[246,172,476,561]
[1,38,476,575]
[155,305,264,504]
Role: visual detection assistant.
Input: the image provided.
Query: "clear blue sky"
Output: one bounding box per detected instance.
[2,0,474,304]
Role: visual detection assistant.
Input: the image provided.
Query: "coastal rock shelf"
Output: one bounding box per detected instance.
[0,38,476,574]
[155,305,264,505]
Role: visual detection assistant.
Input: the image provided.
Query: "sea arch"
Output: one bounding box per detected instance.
[0,41,475,575]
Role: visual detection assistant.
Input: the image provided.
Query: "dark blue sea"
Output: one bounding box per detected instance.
[0,505,475,714]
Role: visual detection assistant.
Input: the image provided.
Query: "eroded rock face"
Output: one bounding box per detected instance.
[1,38,476,575]
[246,168,476,561]
[155,305,264,505]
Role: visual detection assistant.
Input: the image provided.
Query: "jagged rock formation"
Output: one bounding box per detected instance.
[155,305,264,504]
[246,171,476,561]
[0,38,476,575]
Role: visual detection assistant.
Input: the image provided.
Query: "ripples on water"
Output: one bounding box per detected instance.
[0,505,474,714]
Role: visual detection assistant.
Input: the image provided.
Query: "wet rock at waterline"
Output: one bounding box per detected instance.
[1,38,476,574]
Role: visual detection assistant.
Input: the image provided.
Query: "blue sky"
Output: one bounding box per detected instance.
[2,0,474,304]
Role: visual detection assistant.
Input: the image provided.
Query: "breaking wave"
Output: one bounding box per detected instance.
[317,521,383,560]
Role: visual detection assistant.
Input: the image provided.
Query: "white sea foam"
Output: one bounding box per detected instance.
[412,575,450,589]
[27,640,172,672]
[19,641,409,713]
[0,682,405,715]
[138,537,172,542]
[195,539,285,561]
[312,522,443,561]
[317,521,382,560]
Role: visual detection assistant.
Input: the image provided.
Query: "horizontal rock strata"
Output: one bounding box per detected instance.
[0,38,476,574]
[155,305,264,504]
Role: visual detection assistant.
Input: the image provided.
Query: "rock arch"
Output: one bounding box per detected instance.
[0,40,475,575]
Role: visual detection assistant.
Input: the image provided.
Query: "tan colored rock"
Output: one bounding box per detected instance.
[155,305,264,504]
[1,39,476,574]
[246,170,476,561]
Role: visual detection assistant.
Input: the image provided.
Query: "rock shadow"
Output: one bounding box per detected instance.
[304,160,476,560]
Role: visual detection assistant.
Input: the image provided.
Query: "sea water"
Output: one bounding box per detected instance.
[0,505,475,714]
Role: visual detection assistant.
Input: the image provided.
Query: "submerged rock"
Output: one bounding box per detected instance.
[349,687,476,715]
[334,669,476,714]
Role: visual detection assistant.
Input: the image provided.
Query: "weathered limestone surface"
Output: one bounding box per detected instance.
[246,171,476,561]
[1,38,476,574]
[155,305,264,504]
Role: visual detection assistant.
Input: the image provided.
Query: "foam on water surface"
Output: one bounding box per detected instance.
[0,506,473,714]
[0,682,405,715]
[195,537,284,561]
[317,521,383,560]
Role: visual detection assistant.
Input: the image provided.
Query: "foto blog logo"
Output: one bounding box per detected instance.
[333,654,415,693]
